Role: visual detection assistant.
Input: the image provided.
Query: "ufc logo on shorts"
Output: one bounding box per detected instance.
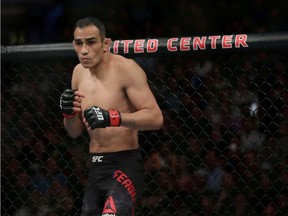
[93,107,104,120]
[92,156,104,162]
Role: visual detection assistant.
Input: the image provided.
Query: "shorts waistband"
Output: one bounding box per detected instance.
[89,149,141,165]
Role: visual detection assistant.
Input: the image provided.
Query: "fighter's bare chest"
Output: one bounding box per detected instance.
[77,77,125,110]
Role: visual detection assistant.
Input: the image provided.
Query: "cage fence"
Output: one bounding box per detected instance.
[1,33,288,216]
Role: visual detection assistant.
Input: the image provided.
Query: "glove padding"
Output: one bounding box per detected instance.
[60,89,76,119]
[84,106,121,129]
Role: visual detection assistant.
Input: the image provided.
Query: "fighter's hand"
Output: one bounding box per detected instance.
[83,106,121,129]
[60,89,84,119]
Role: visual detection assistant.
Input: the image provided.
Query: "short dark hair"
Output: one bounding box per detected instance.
[74,17,106,41]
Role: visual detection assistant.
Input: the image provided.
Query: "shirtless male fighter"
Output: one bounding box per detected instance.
[60,17,163,216]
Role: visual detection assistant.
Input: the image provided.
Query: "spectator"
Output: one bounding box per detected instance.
[204,149,225,194]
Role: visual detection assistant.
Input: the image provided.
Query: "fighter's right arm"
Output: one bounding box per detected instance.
[63,114,84,138]
[61,65,85,138]
[61,90,85,138]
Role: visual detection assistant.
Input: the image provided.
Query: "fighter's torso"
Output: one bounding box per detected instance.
[74,54,139,153]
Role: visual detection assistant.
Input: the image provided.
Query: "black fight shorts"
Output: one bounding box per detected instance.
[81,149,145,216]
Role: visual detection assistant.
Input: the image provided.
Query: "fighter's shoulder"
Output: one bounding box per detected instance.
[112,54,142,73]
[72,64,87,79]
[111,54,147,85]
[73,63,85,73]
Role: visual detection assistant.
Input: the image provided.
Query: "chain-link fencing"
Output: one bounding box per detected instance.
[1,34,288,215]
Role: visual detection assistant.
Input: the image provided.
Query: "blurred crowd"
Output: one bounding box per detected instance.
[2,51,288,215]
[2,0,288,45]
[139,52,288,215]
[2,0,288,215]
[1,60,86,215]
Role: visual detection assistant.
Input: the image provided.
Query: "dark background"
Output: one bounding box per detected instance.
[2,0,288,45]
[2,1,288,215]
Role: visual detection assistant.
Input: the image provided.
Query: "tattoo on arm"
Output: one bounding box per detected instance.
[124,120,137,128]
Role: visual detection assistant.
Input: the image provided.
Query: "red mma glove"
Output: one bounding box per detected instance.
[84,106,121,129]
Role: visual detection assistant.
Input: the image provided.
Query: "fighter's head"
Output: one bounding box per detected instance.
[73,17,106,42]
